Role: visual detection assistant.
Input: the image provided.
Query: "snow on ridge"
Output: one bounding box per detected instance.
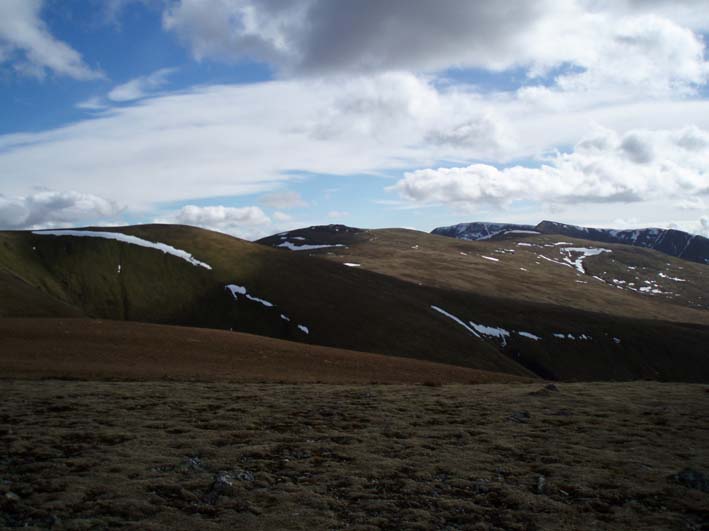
[658,272,686,282]
[33,229,212,270]
[430,305,481,338]
[560,247,611,274]
[225,284,274,307]
[344,262,361,267]
[277,241,345,251]
[470,322,510,346]
[518,331,542,341]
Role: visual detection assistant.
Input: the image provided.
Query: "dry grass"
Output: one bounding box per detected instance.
[1,380,707,530]
[0,318,530,384]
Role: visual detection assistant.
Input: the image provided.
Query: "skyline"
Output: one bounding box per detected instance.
[1,0,709,240]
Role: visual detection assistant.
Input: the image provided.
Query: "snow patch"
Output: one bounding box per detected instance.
[344,263,361,267]
[470,322,510,346]
[298,324,309,334]
[430,305,481,338]
[33,229,212,270]
[559,247,611,274]
[658,272,686,282]
[225,284,274,307]
[277,241,345,251]
[518,331,542,341]
[481,255,499,262]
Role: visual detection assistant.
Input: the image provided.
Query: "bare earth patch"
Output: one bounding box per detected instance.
[1,381,707,530]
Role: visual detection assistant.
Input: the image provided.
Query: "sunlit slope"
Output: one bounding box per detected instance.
[259,225,709,382]
[259,225,709,325]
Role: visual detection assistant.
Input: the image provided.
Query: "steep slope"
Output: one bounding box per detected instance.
[259,225,709,382]
[0,225,529,378]
[432,220,709,264]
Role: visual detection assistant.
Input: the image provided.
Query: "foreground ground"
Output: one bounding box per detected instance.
[1,381,707,530]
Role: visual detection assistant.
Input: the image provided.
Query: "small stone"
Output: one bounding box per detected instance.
[203,471,234,504]
[236,470,255,482]
[5,491,20,502]
[509,411,531,423]
[536,475,546,494]
[671,468,709,493]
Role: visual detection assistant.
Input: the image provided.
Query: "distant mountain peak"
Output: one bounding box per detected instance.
[432,220,709,265]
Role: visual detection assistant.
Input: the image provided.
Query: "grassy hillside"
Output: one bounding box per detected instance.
[0,226,528,377]
[2,224,709,382]
[0,318,530,384]
[259,225,709,381]
[259,225,709,324]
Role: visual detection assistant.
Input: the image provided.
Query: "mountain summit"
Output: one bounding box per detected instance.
[432,220,709,265]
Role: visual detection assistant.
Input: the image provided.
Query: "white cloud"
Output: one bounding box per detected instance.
[108,68,177,102]
[327,210,349,219]
[161,0,709,94]
[699,216,709,237]
[0,0,101,80]
[0,190,122,229]
[259,190,308,209]
[393,126,709,207]
[162,203,316,240]
[173,204,269,226]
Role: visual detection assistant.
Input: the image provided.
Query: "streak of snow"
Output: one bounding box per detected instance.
[518,331,542,341]
[225,284,274,307]
[481,255,499,262]
[344,263,361,267]
[298,324,309,334]
[277,241,345,251]
[470,322,510,346]
[658,272,686,282]
[538,254,573,268]
[430,305,481,338]
[33,229,212,269]
[559,247,611,274]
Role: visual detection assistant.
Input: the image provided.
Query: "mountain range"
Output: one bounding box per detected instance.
[432,220,709,265]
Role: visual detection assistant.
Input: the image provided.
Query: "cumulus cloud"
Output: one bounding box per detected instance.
[0,190,122,229]
[393,126,709,207]
[108,68,177,102]
[259,190,308,209]
[164,204,270,238]
[0,0,101,80]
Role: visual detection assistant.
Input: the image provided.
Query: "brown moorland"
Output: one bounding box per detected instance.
[0,318,530,384]
[1,380,706,530]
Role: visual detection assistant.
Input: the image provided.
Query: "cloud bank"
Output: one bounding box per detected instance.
[394,126,709,207]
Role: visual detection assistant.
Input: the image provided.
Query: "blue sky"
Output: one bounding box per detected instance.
[1,0,709,239]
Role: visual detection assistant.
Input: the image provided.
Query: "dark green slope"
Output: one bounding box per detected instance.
[0,226,529,378]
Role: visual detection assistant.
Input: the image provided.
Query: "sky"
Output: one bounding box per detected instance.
[1,0,709,240]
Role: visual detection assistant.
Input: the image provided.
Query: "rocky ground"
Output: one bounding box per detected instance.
[1,381,707,530]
